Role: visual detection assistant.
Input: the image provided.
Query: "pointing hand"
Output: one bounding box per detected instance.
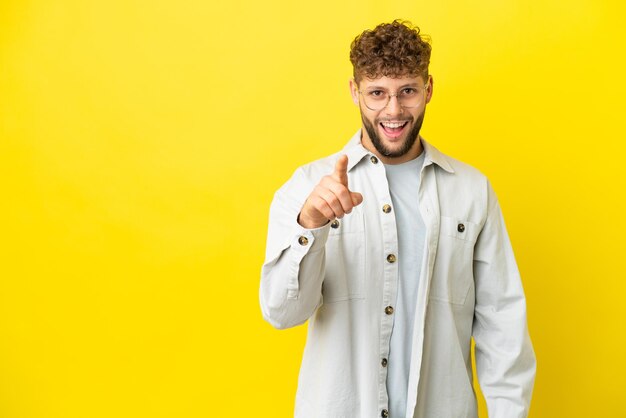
[298,155,364,229]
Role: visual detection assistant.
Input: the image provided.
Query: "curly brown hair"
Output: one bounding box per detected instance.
[350,20,432,84]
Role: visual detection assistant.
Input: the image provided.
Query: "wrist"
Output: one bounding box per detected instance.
[297,212,329,229]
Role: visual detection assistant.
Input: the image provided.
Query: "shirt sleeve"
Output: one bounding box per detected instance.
[472,181,537,418]
[259,167,330,329]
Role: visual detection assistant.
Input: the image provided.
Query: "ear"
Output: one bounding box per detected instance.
[349,78,359,106]
[425,75,434,104]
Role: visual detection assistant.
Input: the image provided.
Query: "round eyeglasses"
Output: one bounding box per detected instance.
[358,83,429,111]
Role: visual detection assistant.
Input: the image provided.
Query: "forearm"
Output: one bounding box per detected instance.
[473,182,536,417]
[260,224,329,329]
[473,295,536,417]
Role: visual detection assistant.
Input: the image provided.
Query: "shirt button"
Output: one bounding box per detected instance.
[330,219,340,229]
[385,306,394,315]
[370,155,379,164]
[386,254,396,263]
[457,223,465,233]
[298,236,309,246]
[381,409,389,418]
[382,204,392,213]
[381,358,388,367]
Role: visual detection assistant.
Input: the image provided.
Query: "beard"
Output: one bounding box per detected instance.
[361,108,425,159]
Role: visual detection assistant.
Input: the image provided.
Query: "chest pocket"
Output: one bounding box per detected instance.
[322,207,365,303]
[429,215,480,305]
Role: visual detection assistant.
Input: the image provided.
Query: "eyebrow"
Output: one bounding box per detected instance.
[365,83,421,90]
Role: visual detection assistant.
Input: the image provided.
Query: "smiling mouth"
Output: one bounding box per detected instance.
[380,121,409,138]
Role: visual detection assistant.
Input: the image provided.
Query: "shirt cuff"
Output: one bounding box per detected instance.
[292,219,331,253]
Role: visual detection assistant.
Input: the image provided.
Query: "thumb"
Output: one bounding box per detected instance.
[351,191,363,206]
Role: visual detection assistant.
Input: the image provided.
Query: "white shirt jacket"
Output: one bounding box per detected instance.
[260,131,536,418]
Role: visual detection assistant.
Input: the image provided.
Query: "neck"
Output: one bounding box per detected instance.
[360,130,424,165]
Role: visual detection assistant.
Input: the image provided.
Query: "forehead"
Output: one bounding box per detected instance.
[359,75,425,89]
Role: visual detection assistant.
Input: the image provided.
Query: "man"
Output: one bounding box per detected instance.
[260,20,536,418]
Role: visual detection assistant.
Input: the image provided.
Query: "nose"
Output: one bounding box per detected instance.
[385,94,404,115]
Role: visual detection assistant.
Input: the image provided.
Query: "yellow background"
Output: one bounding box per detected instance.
[1,0,625,417]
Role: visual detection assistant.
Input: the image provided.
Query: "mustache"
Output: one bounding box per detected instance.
[376,117,413,123]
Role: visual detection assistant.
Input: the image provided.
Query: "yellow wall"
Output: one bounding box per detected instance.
[1,0,625,416]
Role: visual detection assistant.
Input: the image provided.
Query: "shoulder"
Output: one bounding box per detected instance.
[442,154,488,184]
[296,152,340,182]
[424,139,488,186]
[272,151,342,206]
[291,130,365,185]
[424,141,495,220]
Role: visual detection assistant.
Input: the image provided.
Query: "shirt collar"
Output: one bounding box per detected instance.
[341,130,370,172]
[341,129,455,174]
[421,137,455,173]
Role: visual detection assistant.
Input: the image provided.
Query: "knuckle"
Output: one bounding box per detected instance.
[312,198,325,211]
[337,188,350,200]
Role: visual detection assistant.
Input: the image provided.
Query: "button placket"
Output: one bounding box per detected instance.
[371,157,398,413]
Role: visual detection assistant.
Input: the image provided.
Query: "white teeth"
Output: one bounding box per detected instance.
[381,122,406,128]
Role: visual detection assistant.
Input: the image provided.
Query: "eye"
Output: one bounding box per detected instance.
[367,90,386,98]
[400,87,418,96]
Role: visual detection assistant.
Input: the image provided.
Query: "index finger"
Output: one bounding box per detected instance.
[332,155,349,187]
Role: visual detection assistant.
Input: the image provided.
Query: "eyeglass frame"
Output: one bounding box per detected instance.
[356,82,431,111]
